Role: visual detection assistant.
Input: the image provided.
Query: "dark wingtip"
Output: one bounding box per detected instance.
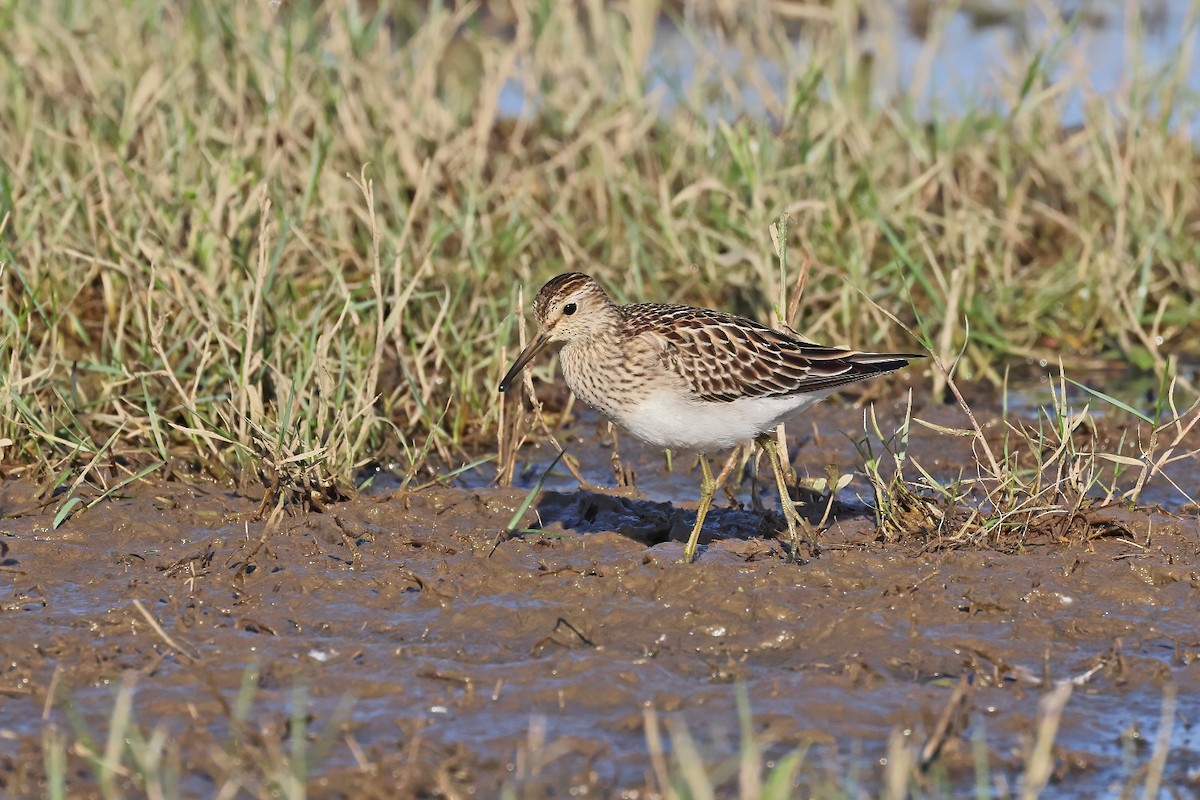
[838,351,927,385]
[851,352,926,368]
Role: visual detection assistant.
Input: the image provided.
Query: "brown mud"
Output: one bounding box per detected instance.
[1,400,1199,798]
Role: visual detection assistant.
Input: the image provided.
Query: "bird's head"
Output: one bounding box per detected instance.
[498,273,615,392]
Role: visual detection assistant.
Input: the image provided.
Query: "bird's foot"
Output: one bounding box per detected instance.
[781,504,820,564]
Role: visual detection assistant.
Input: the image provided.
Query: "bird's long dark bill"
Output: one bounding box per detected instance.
[498,332,551,392]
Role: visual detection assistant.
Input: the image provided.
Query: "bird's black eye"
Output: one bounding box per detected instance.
[563,302,577,316]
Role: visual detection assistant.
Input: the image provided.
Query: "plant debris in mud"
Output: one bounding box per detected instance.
[3,0,1200,502]
[1,478,1197,797]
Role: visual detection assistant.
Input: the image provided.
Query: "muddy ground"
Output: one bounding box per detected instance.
[1,400,1199,798]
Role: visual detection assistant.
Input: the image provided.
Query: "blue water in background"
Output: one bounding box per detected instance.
[889,1,1200,128]
[499,1,1200,131]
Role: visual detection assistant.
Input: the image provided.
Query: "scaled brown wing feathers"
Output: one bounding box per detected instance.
[622,304,914,403]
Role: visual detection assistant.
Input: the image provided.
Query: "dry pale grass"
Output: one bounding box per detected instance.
[1,0,1198,511]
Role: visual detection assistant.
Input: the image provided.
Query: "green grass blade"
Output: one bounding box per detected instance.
[1064,377,1154,424]
[506,449,566,534]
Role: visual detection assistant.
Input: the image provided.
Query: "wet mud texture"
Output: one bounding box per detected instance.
[1,475,1198,798]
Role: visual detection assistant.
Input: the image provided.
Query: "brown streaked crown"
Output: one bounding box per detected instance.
[532,272,606,323]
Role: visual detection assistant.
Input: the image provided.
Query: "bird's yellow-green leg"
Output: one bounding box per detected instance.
[755,434,805,557]
[682,455,717,564]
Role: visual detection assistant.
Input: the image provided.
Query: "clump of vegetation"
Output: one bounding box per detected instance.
[857,358,1200,548]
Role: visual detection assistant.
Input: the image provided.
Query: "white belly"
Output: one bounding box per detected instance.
[611,388,834,452]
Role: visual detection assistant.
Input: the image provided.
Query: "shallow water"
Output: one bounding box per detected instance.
[1,397,1198,796]
[499,1,1200,132]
